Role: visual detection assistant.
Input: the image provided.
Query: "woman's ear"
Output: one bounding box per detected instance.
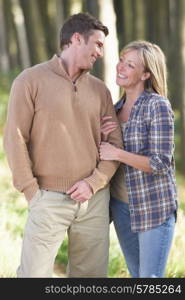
[141,72,150,81]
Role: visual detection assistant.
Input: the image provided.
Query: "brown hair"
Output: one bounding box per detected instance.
[60,12,109,50]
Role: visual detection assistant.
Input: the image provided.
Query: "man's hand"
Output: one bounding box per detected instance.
[66,180,93,203]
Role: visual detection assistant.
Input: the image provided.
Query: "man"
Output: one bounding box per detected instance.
[3,13,122,278]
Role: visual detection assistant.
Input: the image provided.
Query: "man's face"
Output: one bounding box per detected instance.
[76,30,105,70]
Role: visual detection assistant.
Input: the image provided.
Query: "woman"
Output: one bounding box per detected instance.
[100,40,177,278]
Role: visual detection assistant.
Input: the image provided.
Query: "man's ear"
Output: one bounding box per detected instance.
[141,72,150,81]
[71,32,82,45]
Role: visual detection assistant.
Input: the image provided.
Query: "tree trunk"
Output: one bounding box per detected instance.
[175,0,185,173]
[131,0,146,40]
[168,0,179,109]
[11,0,30,69]
[155,0,170,52]
[83,0,99,17]
[98,0,119,102]
[38,0,57,57]
[122,0,133,44]
[113,0,124,51]
[69,0,83,15]
[19,0,48,65]
[3,0,20,69]
[55,0,65,53]
[83,0,103,78]
[145,0,158,42]
[0,0,10,72]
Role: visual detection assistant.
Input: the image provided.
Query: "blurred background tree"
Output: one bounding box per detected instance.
[0,0,185,278]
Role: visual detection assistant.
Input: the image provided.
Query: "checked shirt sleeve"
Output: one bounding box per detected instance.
[149,98,175,175]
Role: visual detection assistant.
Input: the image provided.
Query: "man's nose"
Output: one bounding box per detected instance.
[97,48,104,58]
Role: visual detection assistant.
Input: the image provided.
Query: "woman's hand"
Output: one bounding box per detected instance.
[101,116,118,141]
[99,142,120,161]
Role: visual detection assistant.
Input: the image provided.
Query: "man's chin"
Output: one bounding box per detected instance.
[81,63,93,71]
[88,62,94,69]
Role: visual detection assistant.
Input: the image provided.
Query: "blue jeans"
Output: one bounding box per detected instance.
[110,197,175,278]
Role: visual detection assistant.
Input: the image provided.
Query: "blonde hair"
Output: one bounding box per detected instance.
[120,40,168,97]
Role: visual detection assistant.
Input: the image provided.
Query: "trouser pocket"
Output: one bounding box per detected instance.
[28,189,42,209]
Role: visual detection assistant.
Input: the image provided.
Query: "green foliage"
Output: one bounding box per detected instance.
[55,237,68,267]
[108,242,130,278]
[174,110,181,170]
[0,70,20,133]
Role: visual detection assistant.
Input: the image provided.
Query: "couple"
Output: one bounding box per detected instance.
[3,12,177,278]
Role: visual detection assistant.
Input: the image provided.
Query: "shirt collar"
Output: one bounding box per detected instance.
[115,90,150,112]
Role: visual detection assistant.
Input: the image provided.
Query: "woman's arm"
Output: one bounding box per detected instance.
[99,142,152,173]
[101,116,118,141]
[100,97,175,175]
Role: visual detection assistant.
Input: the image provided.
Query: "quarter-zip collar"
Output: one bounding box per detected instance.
[47,54,88,84]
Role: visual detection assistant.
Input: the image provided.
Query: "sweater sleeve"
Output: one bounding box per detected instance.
[84,90,123,194]
[3,78,39,201]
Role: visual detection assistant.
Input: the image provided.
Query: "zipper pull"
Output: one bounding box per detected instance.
[72,81,77,92]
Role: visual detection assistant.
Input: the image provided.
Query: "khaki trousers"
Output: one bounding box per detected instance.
[17,187,110,278]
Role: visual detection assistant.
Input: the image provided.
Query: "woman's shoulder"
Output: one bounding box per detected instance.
[114,97,125,112]
[145,91,172,109]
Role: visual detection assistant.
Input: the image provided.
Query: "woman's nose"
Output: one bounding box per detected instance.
[117,62,124,72]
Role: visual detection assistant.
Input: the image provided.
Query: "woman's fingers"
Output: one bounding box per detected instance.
[101,123,118,133]
[101,116,112,121]
[101,116,118,141]
[101,123,117,130]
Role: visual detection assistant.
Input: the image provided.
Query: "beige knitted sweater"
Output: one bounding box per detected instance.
[3,54,123,200]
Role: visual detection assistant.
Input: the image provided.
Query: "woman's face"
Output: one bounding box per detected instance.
[116,49,149,90]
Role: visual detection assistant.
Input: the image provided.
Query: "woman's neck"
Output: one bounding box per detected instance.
[125,86,145,104]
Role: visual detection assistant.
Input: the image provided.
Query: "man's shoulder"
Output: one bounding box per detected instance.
[87,73,108,90]
[15,59,50,83]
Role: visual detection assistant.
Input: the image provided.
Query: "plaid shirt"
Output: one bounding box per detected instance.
[115,90,177,232]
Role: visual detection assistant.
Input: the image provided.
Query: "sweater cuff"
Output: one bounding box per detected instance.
[23,182,40,201]
[84,169,108,194]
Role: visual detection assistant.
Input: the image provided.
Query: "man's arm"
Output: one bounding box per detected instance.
[67,90,123,202]
[3,78,39,201]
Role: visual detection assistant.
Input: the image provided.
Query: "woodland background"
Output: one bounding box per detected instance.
[0,0,185,277]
